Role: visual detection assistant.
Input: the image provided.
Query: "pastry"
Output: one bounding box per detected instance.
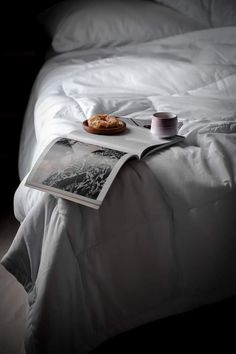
[87,114,122,129]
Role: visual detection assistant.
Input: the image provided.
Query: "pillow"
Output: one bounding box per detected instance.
[40,0,205,53]
[153,1,210,26]
[210,0,236,27]
[154,0,236,28]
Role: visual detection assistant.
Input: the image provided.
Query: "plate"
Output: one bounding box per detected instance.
[82,119,126,135]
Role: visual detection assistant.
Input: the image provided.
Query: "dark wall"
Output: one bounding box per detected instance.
[0,1,59,211]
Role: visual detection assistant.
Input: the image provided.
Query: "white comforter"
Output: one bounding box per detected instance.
[2,27,236,353]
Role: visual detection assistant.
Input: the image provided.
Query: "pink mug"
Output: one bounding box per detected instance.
[151,112,178,138]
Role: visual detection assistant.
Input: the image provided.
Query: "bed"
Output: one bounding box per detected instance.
[1,0,236,353]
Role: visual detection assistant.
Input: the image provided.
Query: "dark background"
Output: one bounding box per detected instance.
[0,1,235,351]
[0,1,58,210]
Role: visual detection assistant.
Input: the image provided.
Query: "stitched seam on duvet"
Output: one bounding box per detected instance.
[140,162,185,292]
[57,203,94,338]
[26,290,40,354]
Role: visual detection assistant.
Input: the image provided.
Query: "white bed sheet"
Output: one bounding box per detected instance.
[1,27,236,353]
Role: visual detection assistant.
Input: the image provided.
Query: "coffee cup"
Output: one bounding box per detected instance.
[151,112,178,138]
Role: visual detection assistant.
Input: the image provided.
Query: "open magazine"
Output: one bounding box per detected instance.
[25,120,184,209]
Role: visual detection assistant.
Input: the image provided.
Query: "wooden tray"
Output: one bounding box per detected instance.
[82,119,126,135]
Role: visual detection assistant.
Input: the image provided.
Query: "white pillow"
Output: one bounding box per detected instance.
[154,0,236,28]
[210,0,236,27]
[40,0,205,53]
[153,1,210,26]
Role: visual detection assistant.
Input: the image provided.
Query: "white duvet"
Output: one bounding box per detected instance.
[2,27,236,353]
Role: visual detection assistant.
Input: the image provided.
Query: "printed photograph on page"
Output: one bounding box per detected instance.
[29,138,126,201]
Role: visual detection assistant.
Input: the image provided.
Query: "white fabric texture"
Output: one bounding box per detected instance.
[40,0,205,52]
[154,0,210,26]
[155,0,236,27]
[1,26,236,353]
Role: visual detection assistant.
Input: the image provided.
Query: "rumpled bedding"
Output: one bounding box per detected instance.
[1,26,236,353]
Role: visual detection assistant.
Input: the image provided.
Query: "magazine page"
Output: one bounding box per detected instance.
[69,122,183,158]
[26,137,135,209]
[123,118,183,131]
